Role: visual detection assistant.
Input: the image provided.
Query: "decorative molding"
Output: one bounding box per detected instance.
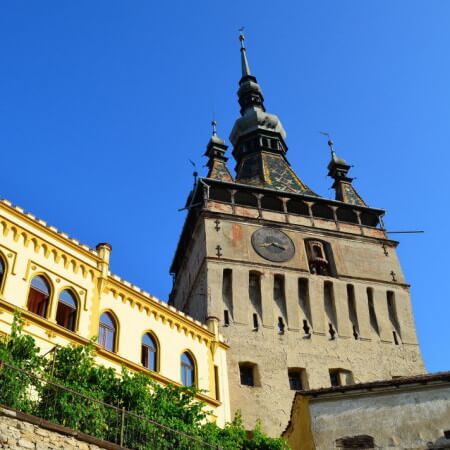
[105,277,228,349]
[0,213,98,282]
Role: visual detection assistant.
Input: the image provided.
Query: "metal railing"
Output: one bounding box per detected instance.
[0,360,220,450]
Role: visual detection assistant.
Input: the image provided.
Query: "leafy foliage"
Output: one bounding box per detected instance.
[0,312,289,449]
[0,311,43,412]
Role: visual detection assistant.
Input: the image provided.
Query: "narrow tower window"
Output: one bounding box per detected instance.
[303,319,311,336]
[277,317,285,334]
[253,313,259,331]
[324,281,338,339]
[347,284,359,340]
[27,276,51,318]
[274,274,287,331]
[387,291,401,344]
[56,289,77,331]
[367,288,380,335]
[249,271,262,330]
[298,278,312,334]
[222,269,233,325]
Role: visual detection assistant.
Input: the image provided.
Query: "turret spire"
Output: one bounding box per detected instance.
[326,140,367,207]
[204,121,233,182]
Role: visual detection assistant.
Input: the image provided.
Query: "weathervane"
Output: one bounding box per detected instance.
[319,131,335,157]
[211,119,217,136]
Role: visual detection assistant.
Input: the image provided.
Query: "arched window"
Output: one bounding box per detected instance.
[141,333,158,371]
[0,256,5,290]
[27,275,51,317]
[56,289,77,331]
[98,312,117,352]
[181,352,195,387]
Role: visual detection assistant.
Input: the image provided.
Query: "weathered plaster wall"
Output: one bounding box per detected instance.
[307,384,450,449]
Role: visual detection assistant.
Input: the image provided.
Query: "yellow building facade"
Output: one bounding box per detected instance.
[0,198,231,426]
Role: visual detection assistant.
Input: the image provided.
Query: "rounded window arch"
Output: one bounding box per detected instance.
[27,275,51,318]
[0,254,6,292]
[56,289,78,331]
[141,332,159,371]
[181,351,196,387]
[98,311,118,352]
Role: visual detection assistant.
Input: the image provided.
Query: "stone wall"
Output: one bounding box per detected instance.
[0,407,119,450]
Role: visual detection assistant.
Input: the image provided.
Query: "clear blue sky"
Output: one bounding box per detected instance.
[0,1,448,372]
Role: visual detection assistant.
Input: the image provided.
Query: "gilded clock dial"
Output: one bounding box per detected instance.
[251,228,295,262]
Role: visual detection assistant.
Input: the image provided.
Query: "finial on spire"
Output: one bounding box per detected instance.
[211,119,217,136]
[238,27,252,77]
[239,27,246,49]
[328,140,336,160]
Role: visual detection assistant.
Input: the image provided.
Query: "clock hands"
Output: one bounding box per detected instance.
[260,241,286,251]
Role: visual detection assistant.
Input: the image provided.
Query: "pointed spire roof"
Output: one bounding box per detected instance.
[326,140,367,207]
[204,121,233,182]
[229,32,316,196]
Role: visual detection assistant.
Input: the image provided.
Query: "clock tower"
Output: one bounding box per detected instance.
[169,33,424,435]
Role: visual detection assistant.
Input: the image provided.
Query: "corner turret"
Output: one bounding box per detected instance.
[327,139,367,207]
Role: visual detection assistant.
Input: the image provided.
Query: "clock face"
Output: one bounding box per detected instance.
[251,228,295,262]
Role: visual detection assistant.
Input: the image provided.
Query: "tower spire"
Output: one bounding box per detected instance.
[228,32,316,195]
[239,29,252,77]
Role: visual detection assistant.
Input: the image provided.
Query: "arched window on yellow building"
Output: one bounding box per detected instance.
[181,352,196,387]
[141,333,158,371]
[56,289,78,332]
[27,275,51,318]
[98,312,117,352]
[0,256,5,291]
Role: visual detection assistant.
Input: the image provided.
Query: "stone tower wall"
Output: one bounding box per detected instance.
[171,201,425,436]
